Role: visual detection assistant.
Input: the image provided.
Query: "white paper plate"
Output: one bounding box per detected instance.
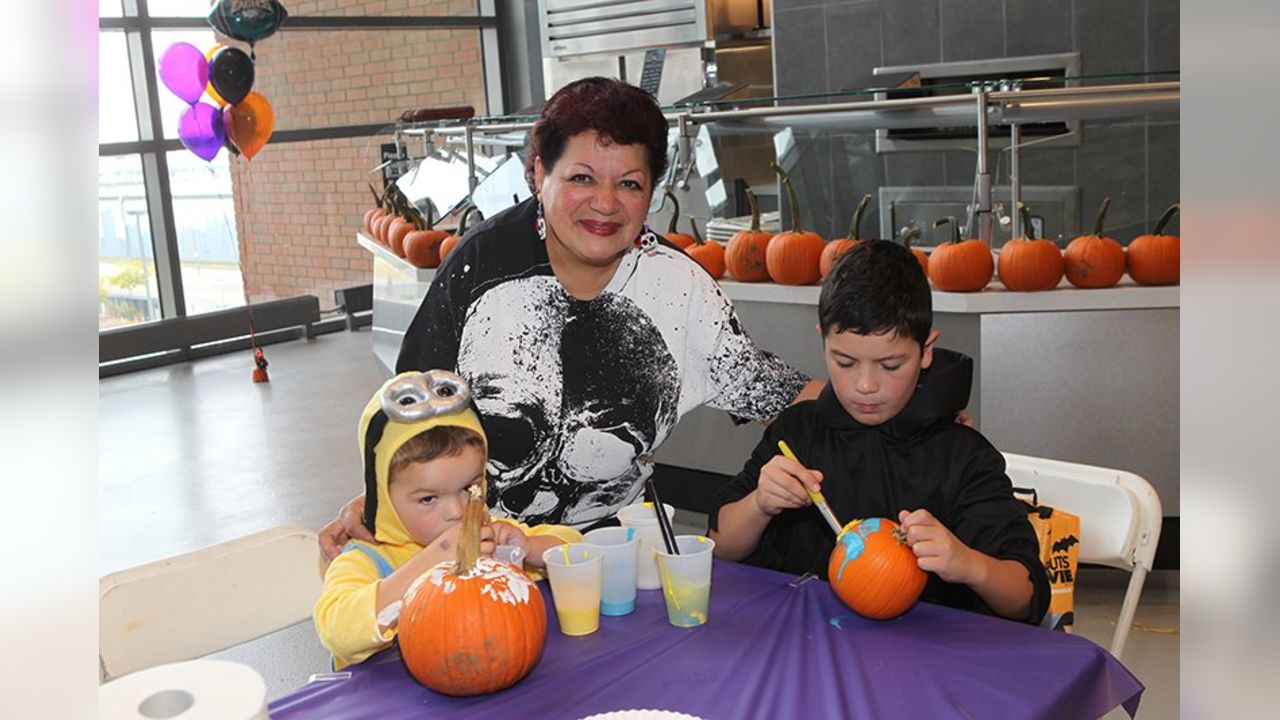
[579,711,704,720]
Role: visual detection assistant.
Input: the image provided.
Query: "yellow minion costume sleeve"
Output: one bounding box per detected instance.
[313,371,579,668]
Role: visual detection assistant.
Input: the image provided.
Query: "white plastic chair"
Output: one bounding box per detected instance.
[1002,452,1162,660]
[99,526,325,682]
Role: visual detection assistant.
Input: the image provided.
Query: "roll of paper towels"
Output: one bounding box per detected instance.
[99,659,267,720]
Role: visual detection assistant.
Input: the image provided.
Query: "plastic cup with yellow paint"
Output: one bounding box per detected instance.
[616,502,675,590]
[654,535,716,628]
[542,543,604,636]
[583,526,640,616]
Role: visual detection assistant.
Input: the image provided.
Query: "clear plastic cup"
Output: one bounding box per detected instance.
[583,526,640,616]
[541,543,604,636]
[616,502,675,590]
[654,535,715,628]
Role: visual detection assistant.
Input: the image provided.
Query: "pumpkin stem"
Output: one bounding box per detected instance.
[424,202,435,230]
[744,186,761,232]
[898,224,921,249]
[452,483,487,576]
[1153,202,1180,235]
[891,526,908,545]
[458,205,482,236]
[847,194,871,241]
[933,216,961,245]
[1091,196,1112,237]
[665,190,682,234]
[771,161,804,233]
[689,216,705,245]
[1017,202,1034,240]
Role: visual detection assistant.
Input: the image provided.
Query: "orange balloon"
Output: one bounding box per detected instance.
[204,44,227,106]
[224,92,274,160]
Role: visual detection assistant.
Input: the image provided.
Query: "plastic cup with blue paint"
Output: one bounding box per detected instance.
[654,535,715,628]
[541,543,604,636]
[583,526,640,616]
[617,502,675,590]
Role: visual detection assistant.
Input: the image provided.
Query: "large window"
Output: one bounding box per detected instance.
[99,3,500,338]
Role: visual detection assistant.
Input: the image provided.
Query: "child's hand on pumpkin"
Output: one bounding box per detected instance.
[898,509,979,584]
[754,455,823,517]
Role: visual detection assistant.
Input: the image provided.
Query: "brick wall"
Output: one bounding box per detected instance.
[229,1,487,302]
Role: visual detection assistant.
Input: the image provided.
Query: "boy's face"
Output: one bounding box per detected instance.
[821,326,939,426]
[388,445,487,546]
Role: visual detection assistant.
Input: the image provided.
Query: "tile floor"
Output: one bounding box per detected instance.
[99,329,1179,714]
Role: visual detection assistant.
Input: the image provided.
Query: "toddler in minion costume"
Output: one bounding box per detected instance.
[314,370,580,668]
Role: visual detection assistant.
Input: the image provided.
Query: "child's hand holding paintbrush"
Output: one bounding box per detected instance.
[749,441,843,535]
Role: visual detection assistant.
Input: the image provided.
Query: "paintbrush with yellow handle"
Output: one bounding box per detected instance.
[777,440,844,537]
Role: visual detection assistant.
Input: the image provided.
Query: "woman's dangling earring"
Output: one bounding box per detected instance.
[635,224,659,255]
[535,198,547,242]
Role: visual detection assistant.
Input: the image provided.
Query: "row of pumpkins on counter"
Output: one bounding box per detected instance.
[362,182,482,268]
[689,164,1180,291]
[361,164,1180,291]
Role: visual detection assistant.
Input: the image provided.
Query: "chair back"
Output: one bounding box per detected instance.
[1002,452,1163,658]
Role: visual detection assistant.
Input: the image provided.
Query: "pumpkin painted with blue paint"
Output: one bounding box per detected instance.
[827,518,926,620]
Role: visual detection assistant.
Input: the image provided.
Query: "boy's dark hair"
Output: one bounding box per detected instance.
[818,240,932,346]
[389,425,485,479]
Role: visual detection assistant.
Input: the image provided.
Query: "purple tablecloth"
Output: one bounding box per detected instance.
[271,560,1141,719]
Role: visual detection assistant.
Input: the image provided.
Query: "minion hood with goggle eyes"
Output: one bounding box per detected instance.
[357,370,487,546]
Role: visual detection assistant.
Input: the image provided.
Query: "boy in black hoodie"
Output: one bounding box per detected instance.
[709,241,1049,624]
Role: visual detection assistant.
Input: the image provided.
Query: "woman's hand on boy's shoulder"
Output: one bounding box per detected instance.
[319,494,378,563]
[897,509,979,585]
[754,456,823,517]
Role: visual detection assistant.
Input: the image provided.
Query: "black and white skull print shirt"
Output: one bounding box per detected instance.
[397,198,810,529]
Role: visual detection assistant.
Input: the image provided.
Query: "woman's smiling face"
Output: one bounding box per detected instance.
[534,130,653,271]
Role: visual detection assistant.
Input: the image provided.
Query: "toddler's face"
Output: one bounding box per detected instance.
[822,327,937,426]
[388,445,486,547]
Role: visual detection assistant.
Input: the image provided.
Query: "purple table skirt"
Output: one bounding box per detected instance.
[271,560,1141,719]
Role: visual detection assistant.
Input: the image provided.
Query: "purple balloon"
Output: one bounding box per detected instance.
[159,42,209,105]
[179,103,226,162]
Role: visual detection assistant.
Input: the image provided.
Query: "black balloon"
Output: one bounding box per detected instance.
[207,0,288,46]
[208,47,255,106]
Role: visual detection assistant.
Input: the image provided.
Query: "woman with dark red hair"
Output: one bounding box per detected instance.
[322,78,820,554]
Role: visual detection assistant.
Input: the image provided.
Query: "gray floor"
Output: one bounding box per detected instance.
[99,328,1179,714]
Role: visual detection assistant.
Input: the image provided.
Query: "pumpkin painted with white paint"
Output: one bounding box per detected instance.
[827,518,926,620]
[398,556,547,695]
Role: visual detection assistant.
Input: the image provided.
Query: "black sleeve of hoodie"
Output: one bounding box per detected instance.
[948,442,1051,625]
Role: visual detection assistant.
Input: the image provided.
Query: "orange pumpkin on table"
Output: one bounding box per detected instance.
[440,205,482,264]
[725,186,774,282]
[820,194,871,279]
[684,216,726,280]
[827,517,926,620]
[998,203,1064,291]
[387,215,416,258]
[363,183,388,238]
[766,161,825,285]
[399,486,546,696]
[1064,197,1126,288]
[663,190,697,251]
[898,224,929,276]
[928,216,994,292]
[404,205,450,268]
[1126,203,1179,286]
